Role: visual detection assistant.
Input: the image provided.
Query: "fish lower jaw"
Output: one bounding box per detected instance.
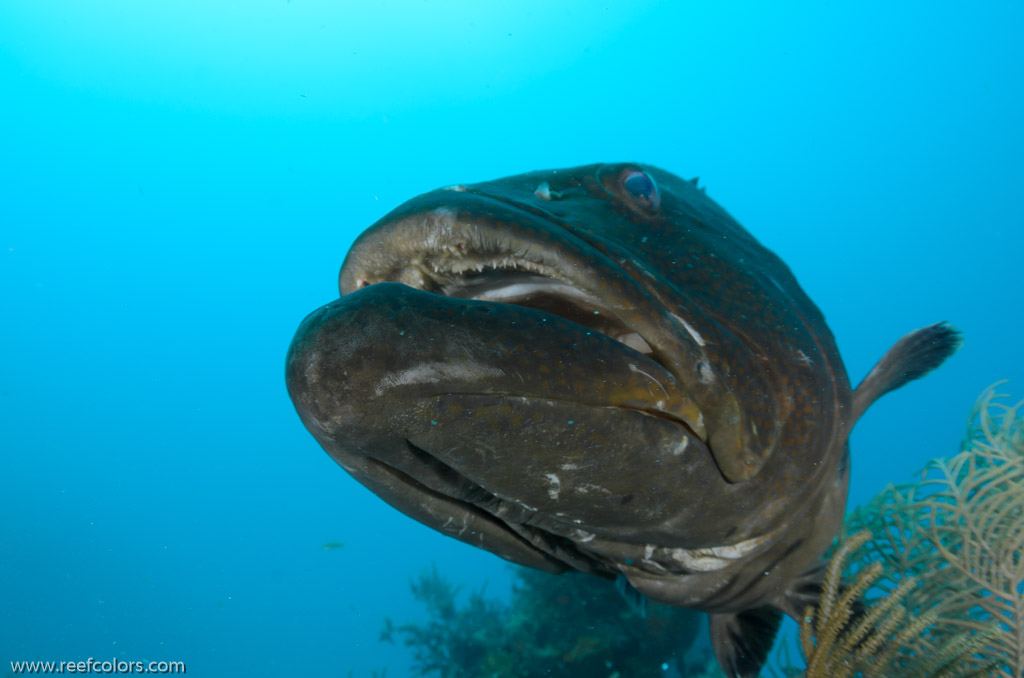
[339,215,702,433]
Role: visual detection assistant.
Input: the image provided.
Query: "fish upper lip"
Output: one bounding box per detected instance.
[338,192,707,440]
[340,194,582,293]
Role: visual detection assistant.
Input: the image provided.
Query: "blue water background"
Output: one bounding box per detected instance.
[2,1,1021,676]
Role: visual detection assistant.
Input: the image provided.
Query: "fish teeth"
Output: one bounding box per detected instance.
[401,248,573,297]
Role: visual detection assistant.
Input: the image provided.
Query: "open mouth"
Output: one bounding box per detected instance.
[337,198,767,486]
[456,272,656,356]
[311,200,716,570]
[402,263,655,357]
[340,205,659,362]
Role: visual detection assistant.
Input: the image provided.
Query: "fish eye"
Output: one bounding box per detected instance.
[621,169,660,213]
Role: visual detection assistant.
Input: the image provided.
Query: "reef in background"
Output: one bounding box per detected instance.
[383,384,1023,677]
[381,560,707,677]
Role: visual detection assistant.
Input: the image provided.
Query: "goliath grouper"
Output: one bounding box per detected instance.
[285,163,960,677]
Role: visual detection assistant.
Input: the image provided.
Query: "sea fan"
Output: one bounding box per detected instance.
[797,383,1024,677]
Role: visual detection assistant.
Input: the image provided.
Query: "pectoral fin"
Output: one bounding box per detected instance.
[850,322,962,423]
[709,606,783,678]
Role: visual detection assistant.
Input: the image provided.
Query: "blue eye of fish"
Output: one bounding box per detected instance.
[622,169,659,212]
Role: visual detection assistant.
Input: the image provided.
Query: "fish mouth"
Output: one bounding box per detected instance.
[349,240,656,357]
[321,195,720,569]
[288,186,748,573]
[338,194,705,436]
[286,190,726,573]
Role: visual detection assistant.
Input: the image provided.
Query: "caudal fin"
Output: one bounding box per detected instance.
[850,322,962,423]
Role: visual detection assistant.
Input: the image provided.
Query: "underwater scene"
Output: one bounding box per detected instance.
[2,2,1022,676]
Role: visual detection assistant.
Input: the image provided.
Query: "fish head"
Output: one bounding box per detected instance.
[286,163,964,678]
[286,162,850,590]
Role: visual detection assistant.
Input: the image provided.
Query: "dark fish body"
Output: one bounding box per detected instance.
[285,164,959,677]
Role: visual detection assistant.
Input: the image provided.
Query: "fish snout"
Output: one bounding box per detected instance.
[285,281,707,510]
[285,282,503,456]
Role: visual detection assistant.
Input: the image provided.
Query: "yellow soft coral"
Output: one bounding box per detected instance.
[795,384,1023,677]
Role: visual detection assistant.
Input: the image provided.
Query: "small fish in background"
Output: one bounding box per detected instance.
[287,163,960,678]
[320,541,345,551]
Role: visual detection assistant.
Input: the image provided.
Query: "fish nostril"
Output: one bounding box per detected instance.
[534,182,563,201]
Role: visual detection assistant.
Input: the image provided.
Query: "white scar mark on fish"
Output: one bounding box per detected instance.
[560,463,579,470]
[673,437,689,456]
[572,528,596,543]
[573,483,610,495]
[647,526,784,573]
[629,363,670,399]
[544,473,561,500]
[697,359,715,385]
[795,349,813,366]
[374,361,505,396]
[441,513,472,538]
[671,312,706,347]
